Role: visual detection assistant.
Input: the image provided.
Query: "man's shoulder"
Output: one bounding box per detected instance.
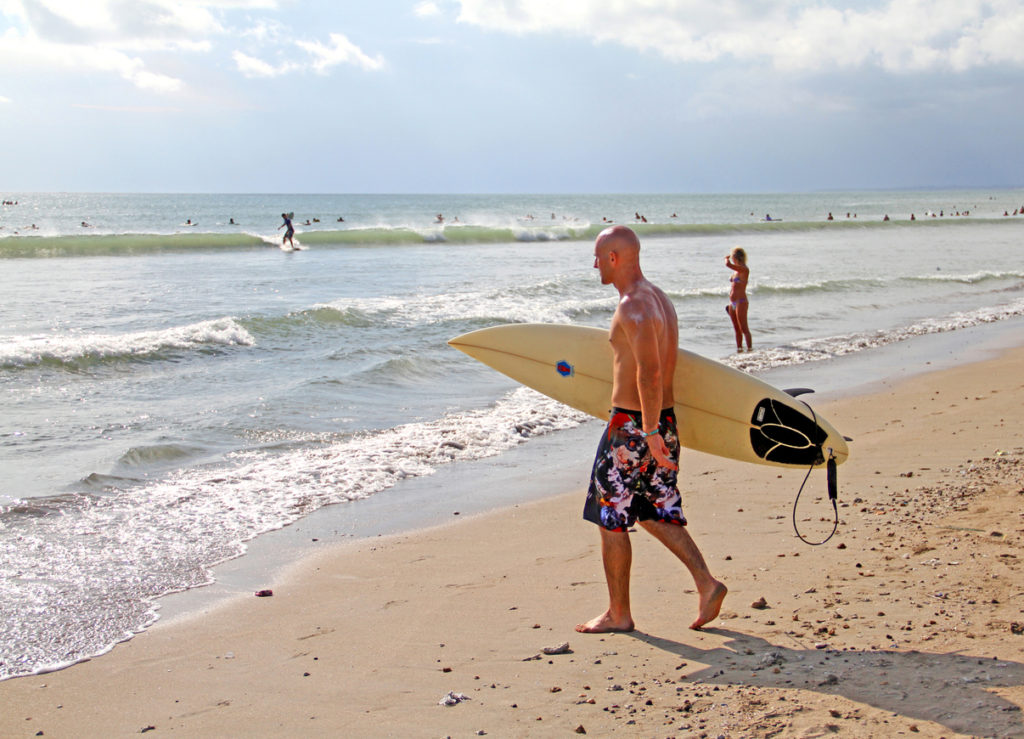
[621,282,667,314]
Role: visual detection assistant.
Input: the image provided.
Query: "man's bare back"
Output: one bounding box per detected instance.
[608,280,678,412]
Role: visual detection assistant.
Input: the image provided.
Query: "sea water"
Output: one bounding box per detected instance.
[1,190,1023,679]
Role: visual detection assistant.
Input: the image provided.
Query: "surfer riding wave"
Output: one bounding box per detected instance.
[279,212,295,248]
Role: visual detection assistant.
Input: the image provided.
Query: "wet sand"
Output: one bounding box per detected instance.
[2,345,1023,738]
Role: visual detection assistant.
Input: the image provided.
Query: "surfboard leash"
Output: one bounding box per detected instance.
[792,401,840,546]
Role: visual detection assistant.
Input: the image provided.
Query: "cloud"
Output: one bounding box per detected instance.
[71,102,182,112]
[0,0,290,93]
[233,32,384,78]
[232,49,295,77]
[0,25,184,91]
[0,94,10,103]
[454,0,1024,73]
[295,32,384,72]
[16,0,226,49]
[0,0,239,92]
[414,1,441,17]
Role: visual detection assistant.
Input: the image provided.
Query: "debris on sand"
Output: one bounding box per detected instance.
[438,691,471,707]
[542,642,572,655]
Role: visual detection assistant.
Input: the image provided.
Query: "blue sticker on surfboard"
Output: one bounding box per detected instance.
[556,360,573,377]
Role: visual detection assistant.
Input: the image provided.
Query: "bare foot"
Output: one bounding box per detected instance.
[575,610,635,634]
[690,580,727,630]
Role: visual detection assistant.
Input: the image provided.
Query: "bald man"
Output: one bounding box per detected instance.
[578,225,726,633]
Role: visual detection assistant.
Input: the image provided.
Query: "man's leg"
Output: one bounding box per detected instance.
[638,520,727,630]
[575,528,636,633]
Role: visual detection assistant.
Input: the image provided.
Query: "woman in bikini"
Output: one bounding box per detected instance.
[725,247,752,352]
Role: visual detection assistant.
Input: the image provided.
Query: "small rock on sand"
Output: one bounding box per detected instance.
[438,691,471,706]
[542,641,571,655]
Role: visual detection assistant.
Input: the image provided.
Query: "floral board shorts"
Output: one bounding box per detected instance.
[583,407,686,532]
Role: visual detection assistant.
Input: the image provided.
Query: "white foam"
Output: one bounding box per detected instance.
[726,298,1024,373]
[0,387,588,680]
[315,284,606,327]
[0,318,254,367]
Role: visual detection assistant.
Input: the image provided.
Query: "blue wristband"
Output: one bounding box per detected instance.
[642,428,660,437]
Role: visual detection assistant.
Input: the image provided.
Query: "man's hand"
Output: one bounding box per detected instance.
[647,433,678,471]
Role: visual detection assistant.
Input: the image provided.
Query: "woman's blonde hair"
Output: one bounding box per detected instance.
[731,247,747,264]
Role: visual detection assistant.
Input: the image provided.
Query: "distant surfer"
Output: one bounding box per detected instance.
[577,225,726,634]
[279,212,295,248]
[725,247,752,353]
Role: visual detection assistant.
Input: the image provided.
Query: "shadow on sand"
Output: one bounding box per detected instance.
[630,628,1024,737]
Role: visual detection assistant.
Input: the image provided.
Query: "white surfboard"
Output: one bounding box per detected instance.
[449,323,849,468]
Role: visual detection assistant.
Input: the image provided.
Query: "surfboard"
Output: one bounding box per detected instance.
[448,323,849,469]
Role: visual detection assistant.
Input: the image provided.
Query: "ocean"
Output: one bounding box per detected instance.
[2,190,1023,680]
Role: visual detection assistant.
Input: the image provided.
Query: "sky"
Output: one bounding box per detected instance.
[1,0,1023,193]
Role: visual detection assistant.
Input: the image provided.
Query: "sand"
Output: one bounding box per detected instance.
[2,346,1023,738]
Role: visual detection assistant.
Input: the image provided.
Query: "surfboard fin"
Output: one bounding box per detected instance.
[783,387,815,397]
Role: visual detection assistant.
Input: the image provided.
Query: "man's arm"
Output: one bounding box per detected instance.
[619,299,678,471]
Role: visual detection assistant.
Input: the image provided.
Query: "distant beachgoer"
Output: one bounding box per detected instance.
[279,212,294,247]
[229,218,236,225]
[435,213,444,224]
[725,247,752,353]
[911,213,916,221]
[578,225,726,634]
[827,212,834,221]
[337,216,345,222]
[764,214,772,222]
[883,214,890,221]
[671,213,678,218]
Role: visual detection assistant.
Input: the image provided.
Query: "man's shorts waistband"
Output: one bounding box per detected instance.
[609,407,675,419]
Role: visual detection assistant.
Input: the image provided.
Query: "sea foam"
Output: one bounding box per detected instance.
[0,318,254,369]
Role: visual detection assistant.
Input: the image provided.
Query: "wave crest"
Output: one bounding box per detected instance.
[0,318,254,369]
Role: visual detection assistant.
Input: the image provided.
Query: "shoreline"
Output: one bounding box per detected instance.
[154,315,1024,624]
[2,327,1023,736]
